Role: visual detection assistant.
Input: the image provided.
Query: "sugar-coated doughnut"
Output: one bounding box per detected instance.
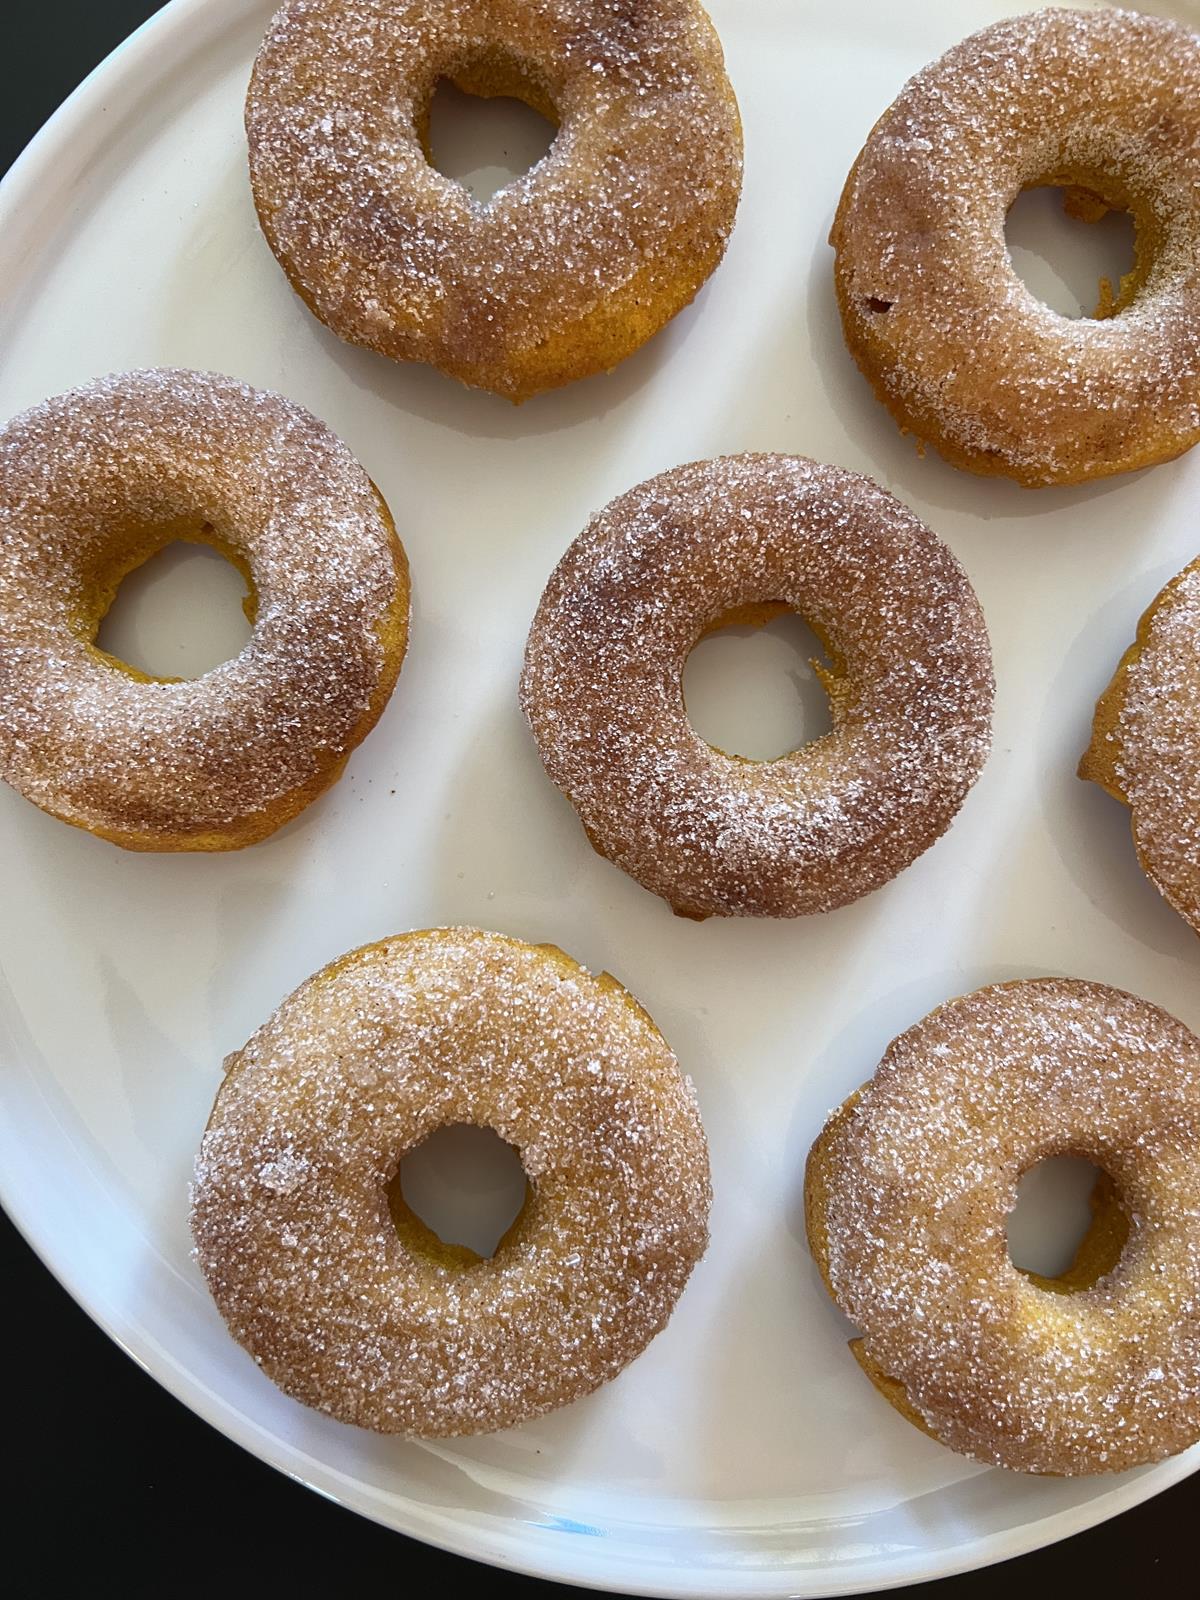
[832,8,1200,486]
[805,979,1200,1475]
[191,928,710,1436]
[246,0,742,400]
[520,454,994,919]
[0,369,409,851]
[1081,556,1200,936]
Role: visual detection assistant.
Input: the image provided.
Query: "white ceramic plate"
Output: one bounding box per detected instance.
[3,0,1199,1592]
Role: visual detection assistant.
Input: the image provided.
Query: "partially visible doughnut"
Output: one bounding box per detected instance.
[832,8,1200,486]
[0,369,408,850]
[520,454,994,919]
[1081,556,1200,935]
[191,927,710,1437]
[805,979,1200,1475]
[247,0,743,399]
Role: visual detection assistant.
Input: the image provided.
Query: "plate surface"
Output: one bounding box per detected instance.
[2,1,1199,1593]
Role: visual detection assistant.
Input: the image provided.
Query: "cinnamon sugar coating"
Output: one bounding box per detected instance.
[806,979,1200,1475]
[520,454,994,919]
[191,928,711,1437]
[0,369,409,850]
[1081,557,1200,935]
[246,0,743,399]
[832,8,1200,486]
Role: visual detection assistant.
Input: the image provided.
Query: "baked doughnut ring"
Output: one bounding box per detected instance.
[246,0,742,400]
[191,927,710,1436]
[805,979,1200,1475]
[0,369,408,851]
[832,8,1200,486]
[1081,557,1200,935]
[520,454,994,919]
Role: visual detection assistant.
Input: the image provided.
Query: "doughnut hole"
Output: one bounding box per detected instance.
[683,604,836,762]
[418,48,558,204]
[1006,1155,1130,1293]
[91,524,255,683]
[1005,183,1138,320]
[388,1123,532,1268]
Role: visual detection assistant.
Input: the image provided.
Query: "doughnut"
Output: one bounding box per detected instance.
[831,8,1200,486]
[520,454,994,919]
[190,927,710,1436]
[805,978,1200,1475]
[1081,556,1200,935]
[0,369,409,851]
[246,0,742,400]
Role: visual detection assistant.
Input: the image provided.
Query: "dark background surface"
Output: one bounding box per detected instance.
[2,3,1195,1594]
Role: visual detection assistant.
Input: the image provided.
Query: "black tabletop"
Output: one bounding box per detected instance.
[3,5,1195,1595]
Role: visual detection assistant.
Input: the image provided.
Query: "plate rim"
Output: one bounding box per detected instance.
[0,0,1197,1593]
